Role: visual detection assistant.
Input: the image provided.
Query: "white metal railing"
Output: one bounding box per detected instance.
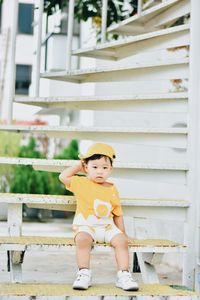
[66,0,75,70]
[185,0,200,290]
[5,0,169,121]
[6,0,19,123]
[101,0,108,43]
[34,0,44,97]
[0,28,10,120]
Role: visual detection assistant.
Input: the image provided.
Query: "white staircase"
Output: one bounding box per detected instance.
[0,28,10,118]
[0,0,199,298]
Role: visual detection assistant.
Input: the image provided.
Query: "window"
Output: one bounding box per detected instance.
[15,64,32,95]
[18,3,34,34]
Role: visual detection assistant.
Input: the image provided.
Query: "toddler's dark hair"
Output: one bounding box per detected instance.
[84,154,113,166]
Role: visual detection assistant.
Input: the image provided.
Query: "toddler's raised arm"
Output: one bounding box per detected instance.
[58,161,85,188]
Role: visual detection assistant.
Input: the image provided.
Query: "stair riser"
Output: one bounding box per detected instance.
[116,179,188,200]
[85,64,188,83]
[15,98,188,113]
[115,30,189,60]
[73,27,189,60]
[108,0,187,35]
[148,0,190,29]
[32,162,187,174]
[42,62,189,83]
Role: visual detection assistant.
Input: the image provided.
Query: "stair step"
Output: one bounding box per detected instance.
[108,0,190,36]
[0,193,188,220]
[0,236,186,253]
[15,92,188,112]
[0,192,190,208]
[0,125,187,148]
[0,283,197,297]
[40,58,189,83]
[0,157,188,172]
[73,24,189,60]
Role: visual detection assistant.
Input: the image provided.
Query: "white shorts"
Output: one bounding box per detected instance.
[73,223,122,244]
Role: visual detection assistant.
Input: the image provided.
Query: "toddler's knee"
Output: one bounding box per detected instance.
[75,232,93,246]
[111,233,129,248]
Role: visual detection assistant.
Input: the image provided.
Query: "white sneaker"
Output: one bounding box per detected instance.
[116,270,139,291]
[73,268,92,290]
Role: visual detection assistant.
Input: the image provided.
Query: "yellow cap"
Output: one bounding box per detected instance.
[79,143,116,161]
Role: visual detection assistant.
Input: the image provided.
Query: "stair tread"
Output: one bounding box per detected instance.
[0,192,190,207]
[40,57,189,83]
[73,24,189,59]
[107,0,183,34]
[15,92,188,107]
[0,283,197,297]
[0,125,188,134]
[0,157,188,170]
[0,236,186,253]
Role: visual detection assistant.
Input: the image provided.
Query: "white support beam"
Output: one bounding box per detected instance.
[66,0,75,70]
[184,0,200,291]
[34,0,44,97]
[136,252,160,283]
[7,204,22,237]
[137,0,143,16]
[101,0,108,43]
[6,0,19,123]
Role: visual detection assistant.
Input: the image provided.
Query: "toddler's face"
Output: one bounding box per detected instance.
[85,156,112,184]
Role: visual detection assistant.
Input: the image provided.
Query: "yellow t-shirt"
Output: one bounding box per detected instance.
[67,176,122,226]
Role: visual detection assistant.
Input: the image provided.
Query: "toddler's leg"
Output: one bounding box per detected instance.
[75,232,93,269]
[73,232,93,290]
[110,233,129,270]
[111,233,139,291]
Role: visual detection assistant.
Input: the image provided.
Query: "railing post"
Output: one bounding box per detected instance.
[7,0,19,124]
[137,0,143,16]
[34,0,44,97]
[101,0,108,43]
[184,0,200,291]
[66,0,75,70]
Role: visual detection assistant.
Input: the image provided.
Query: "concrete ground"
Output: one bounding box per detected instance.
[0,218,182,287]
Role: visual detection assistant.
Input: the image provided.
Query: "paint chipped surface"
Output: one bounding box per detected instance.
[0,283,198,297]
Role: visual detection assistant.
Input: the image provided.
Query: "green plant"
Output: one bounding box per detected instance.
[48,139,79,195]
[10,137,48,194]
[0,132,21,192]
[9,137,79,219]
[44,0,138,26]
[10,137,79,196]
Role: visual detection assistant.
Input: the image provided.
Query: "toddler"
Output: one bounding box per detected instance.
[59,142,139,291]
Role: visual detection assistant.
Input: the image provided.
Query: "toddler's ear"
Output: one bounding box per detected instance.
[81,160,87,172]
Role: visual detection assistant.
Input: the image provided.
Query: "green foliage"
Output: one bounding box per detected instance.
[74,0,137,27]
[44,0,138,26]
[0,132,21,192]
[48,139,79,195]
[0,132,21,157]
[44,0,67,16]
[54,139,79,160]
[9,137,79,196]
[10,137,48,194]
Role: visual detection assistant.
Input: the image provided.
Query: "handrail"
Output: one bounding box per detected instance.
[137,0,143,16]
[34,0,44,97]
[101,0,108,43]
[7,1,19,123]
[66,0,75,70]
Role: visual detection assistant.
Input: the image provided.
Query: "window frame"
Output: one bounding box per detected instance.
[18,3,34,35]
